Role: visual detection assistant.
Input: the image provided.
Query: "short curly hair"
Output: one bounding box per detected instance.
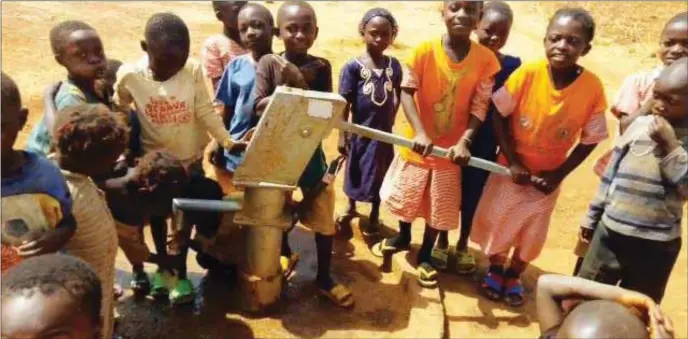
[358,8,398,37]
[1,72,21,113]
[52,103,128,169]
[49,20,96,56]
[2,254,102,324]
[547,7,596,43]
[144,12,190,48]
[130,151,189,203]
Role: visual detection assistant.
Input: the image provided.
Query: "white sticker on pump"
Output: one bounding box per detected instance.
[307,99,333,119]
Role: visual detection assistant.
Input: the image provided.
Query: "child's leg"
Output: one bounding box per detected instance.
[150,215,168,265]
[503,251,528,307]
[430,230,450,271]
[314,232,334,289]
[346,198,357,215]
[383,221,412,249]
[417,224,440,264]
[572,256,584,276]
[480,252,508,300]
[369,199,380,224]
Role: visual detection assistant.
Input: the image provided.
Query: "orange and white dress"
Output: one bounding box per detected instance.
[471,60,608,262]
[381,39,500,231]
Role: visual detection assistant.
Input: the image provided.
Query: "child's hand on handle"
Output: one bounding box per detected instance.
[221,128,256,154]
[338,132,349,157]
[531,170,564,195]
[579,227,594,243]
[411,133,434,156]
[650,116,681,154]
[16,227,73,258]
[448,137,471,166]
[509,162,531,185]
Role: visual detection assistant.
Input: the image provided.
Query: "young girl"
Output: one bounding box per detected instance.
[2,254,103,339]
[575,11,687,275]
[432,0,522,274]
[53,103,129,339]
[337,8,402,236]
[471,8,608,307]
[373,1,500,288]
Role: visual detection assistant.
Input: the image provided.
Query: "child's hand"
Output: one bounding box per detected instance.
[16,229,70,257]
[222,129,255,154]
[579,227,594,243]
[299,59,326,84]
[338,133,349,157]
[531,170,564,195]
[281,62,308,89]
[412,133,434,156]
[447,138,471,166]
[649,116,680,153]
[649,304,675,339]
[509,162,531,185]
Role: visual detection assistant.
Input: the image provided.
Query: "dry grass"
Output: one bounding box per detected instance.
[535,1,685,47]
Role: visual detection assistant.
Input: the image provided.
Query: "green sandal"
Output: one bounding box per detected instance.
[170,279,195,306]
[455,249,477,275]
[430,247,449,271]
[130,271,151,295]
[417,262,438,288]
[371,238,410,258]
[150,271,169,298]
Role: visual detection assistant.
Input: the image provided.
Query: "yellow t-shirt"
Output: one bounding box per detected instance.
[400,39,500,169]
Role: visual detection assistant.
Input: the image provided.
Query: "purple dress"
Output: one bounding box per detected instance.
[339,56,402,202]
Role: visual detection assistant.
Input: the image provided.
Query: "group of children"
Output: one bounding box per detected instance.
[1,1,687,338]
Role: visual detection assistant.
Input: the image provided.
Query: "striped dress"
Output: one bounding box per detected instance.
[62,170,118,339]
[471,60,609,262]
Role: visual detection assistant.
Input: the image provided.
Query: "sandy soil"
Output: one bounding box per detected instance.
[2,1,686,338]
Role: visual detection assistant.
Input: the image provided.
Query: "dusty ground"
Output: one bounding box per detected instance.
[2,1,687,338]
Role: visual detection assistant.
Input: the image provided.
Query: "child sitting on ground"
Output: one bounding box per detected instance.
[537,274,674,339]
[577,57,688,304]
[53,103,129,339]
[433,0,522,274]
[1,72,76,274]
[101,151,189,294]
[252,0,353,308]
[212,2,275,194]
[337,8,402,236]
[373,0,500,289]
[26,20,108,157]
[202,1,248,92]
[1,254,104,339]
[575,11,687,275]
[113,12,246,304]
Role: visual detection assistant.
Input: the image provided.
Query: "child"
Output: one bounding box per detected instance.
[202,1,248,91]
[252,1,353,308]
[575,11,687,275]
[26,20,108,157]
[373,0,500,289]
[53,103,129,339]
[592,12,687,177]
[212,2,275,194]
[433,0,522,274]
[113,12,246,304]
[577,57,688,304]
[537,274,674,339]
[471,8,608,307]
[2,254,103,339]
[337,8,402,236]
[1,73,76,273]
[101,151,189,294]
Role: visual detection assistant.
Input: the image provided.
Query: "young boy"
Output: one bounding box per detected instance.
[202,1,248,92]
[1,72,76,273]
[212,2,274,193]
[113,12,246,304]
[101,151,189,294]
[26,20,108,156]
[578,57,688,304]
[252,1,353,308]
[537,274,674,339]
[2,254,103,339]
[53,103,129,339]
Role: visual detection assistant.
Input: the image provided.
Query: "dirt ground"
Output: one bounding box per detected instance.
[2,1,687,338]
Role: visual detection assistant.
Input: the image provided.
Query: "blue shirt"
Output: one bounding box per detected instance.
[215,55,258,172]
[1,151,73,219]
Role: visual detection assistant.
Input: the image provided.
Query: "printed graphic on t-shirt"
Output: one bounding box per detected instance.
[145,96,191,125]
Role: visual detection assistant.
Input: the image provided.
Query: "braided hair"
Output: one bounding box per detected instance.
[359,8,399,38]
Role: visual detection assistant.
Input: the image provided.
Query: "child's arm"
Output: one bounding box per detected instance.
[16,214,76,257]
[253,55,308,117]
[493,110,530,185]
[536,274,655,334]
[449,78,494,166]
[42,82,61,134]
[400,65,433,156]
[649,116,688,197]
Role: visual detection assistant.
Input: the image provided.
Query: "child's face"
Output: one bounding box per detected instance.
[544,16,591,69]
[0,98,28,158]
[57,30,107,81]
[215,2,245,32]
[278,6,318,55]
[442,1,482,40]
[651,78,688,124]
[238,7,274,54]
[142,39,189,82]
[658,21,688,66]
[476,10,511,54]
[1,291,100,339]
[362,16,394,55]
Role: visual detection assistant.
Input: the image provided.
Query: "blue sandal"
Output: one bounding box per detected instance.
[480,270,504,301]
[504,278,525,307]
